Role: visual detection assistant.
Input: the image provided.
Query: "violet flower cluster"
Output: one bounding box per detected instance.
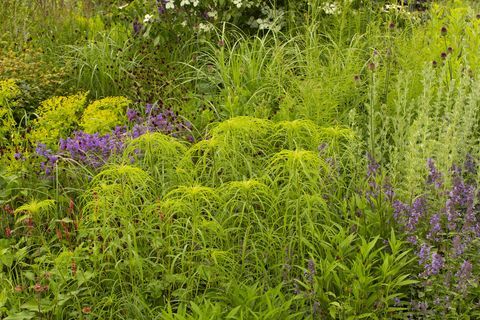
[127,103,193,141]
[393,157,479,313]
[59,128,126,168]
[35,103,193,173]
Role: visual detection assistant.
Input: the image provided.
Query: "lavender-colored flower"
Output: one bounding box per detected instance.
[59,130,125,168]
[427,214,441,240]
[126,108,140,123]
[424,252,443,276]
[393,297,401,306]
[317,143,328,155]
[383,181,395,200]
[456,260,473,292]
[145,103,156,115]
[14,152,22,160]
[427,158,443,188]
[407,235,417,244]
[393,200,408,221]
[133,20,142,35]
[452,235,465,257]
[418,243,431,265]
[293,280,301,295]
[35,143,59,174]
[464,153,477,175]
[367,153,380,177]
[305,259,316,285]
[411,301,428,313]
[446,176,475,231]
[406,197,426,232]
[157,0,166,14]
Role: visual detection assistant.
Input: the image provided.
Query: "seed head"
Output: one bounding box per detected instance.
[441,26,447,36]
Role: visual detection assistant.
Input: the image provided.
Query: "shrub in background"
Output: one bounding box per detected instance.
[80,96,131,134]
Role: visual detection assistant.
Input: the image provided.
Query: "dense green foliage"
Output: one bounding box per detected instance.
[1,0,480,319]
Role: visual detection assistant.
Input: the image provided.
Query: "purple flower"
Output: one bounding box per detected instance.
[427,158,443,188]
[427,214,441,240]
[317,143,328,154]
[418,243,431,265]
[423,252,444,276]
[35,143,59,174]
[393,200,408,221]
[14,152,22,160]
[464,154,477,175]
[59,130,124,168]
[406,197,426,233]
[456,260,473,292]
[407,235,417,244]
[133,20,142,35]
[383,181,395,200]
[452,235,465,257]
[157,0,166,14]
[126,108,140,123]
[367,153,380,177]
[393,297,401,306]
[305,259,316,285]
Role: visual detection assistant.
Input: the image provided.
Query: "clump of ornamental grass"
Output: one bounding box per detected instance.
[178,116,273,185]
[185,30,295,119]
[64,26,140,98]
[266,149,329,196]
[217,179,276,278]
[272,119,324,151]
[122,132,187,193]
[83,164,154,226]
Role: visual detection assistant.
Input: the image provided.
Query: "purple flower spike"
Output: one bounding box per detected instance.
[367,153,380,177]
[427,158,443,188]
[133,20,143,35]
[418,243,431,266]
[456,260,473,292]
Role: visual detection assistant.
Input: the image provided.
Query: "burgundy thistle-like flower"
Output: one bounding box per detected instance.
[441,26,448,36]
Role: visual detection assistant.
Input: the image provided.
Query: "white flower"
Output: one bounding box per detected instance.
[207,10,218,19]
[143,14,154,23]
[180,0,189,6]
[232,0,242,8]
[198,23,213,32]
[165,1,175,9]
[181,20,188,27]
[322,2,340,15]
